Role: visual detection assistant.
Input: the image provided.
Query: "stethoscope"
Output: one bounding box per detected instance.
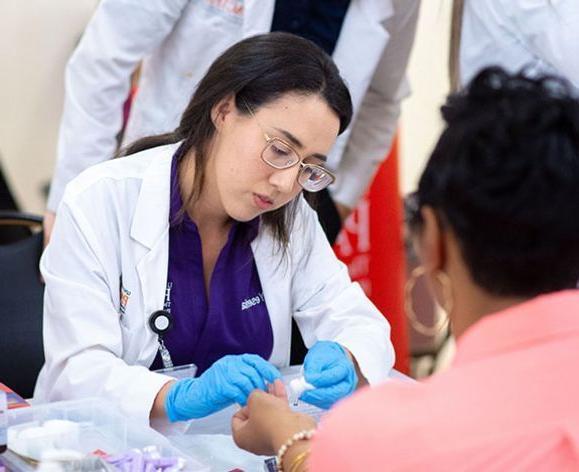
[148,282,175,369]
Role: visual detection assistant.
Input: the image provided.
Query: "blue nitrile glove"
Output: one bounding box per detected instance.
[164,354,281,422]
[301,341,358,410]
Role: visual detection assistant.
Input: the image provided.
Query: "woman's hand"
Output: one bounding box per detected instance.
[301,341,358,409]
[231,379,316,456]
[164,354,281,421]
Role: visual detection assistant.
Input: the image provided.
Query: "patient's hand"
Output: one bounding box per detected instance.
[231,379,315,456]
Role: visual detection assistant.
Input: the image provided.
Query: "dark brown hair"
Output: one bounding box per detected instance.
[120,32,352,254]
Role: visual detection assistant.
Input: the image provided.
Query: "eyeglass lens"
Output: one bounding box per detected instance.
[262,140,332,192]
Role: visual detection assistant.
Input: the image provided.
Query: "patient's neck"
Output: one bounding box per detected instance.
[452,282,529,339]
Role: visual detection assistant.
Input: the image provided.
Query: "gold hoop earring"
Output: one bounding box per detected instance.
[404,266,452,337]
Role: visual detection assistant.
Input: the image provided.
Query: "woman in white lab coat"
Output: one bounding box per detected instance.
[35,33,394,426]
[449,0,579,91]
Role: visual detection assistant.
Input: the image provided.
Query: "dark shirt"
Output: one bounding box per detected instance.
[151,150,273,374]
[271,0,351,56]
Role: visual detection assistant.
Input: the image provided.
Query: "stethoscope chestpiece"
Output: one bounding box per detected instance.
[148,310,173,335]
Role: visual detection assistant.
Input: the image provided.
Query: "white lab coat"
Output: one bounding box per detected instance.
[460,0,579,90]
[47,0,420,212]
[35,143,395,425]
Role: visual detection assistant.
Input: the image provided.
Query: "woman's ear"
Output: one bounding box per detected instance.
[418,206,446,274]
[211,94,236,131]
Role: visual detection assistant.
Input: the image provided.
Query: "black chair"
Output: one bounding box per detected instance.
[0,161,31,244]
[0,211,45,398]
[0,163,19,211]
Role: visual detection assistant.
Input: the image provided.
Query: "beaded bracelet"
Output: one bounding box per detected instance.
[276,429,316,471]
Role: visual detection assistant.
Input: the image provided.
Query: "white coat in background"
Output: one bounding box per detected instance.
[460,0,579,90]
[48,0,421,212]
[35,143,395,425]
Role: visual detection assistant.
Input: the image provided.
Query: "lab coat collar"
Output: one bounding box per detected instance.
[365,0,395,22]
[454,290,579,366]
[130,143,179,249]
[130,144,178,354]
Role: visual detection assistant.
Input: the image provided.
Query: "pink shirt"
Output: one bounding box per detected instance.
[311,291,579,471]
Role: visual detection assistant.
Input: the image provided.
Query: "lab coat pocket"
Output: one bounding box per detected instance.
[199,0,244,24]
[118,282,132,326]
[116,299,145,364]
[172,0,244,94]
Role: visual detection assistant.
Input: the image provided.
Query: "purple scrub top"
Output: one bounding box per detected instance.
[150,149,274,374]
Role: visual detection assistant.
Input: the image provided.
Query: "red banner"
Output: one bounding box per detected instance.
[333,139,409,373]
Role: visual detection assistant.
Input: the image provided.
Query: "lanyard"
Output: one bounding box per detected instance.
[148,282,174,369]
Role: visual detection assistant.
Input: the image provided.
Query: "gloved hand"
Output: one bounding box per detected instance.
[165,354,281,422]
[300,341,357,410]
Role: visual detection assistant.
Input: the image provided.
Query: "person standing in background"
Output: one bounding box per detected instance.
[449,0,579,91]
[44,0,420,246]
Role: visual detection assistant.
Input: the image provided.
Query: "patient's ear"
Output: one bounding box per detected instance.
[418,206,446,274]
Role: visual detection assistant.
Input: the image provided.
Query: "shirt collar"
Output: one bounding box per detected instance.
[454,290,579,366]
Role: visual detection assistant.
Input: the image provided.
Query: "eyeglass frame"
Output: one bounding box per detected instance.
[241,100,337,192]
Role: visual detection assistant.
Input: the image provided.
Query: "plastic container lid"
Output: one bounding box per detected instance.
[4,398,209,472]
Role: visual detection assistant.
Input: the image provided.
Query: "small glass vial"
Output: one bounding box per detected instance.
[287,376,314,406]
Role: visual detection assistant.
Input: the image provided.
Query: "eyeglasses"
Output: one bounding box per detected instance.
[243,102,336,193]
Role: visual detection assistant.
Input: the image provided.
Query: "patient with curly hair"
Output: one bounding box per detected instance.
[230,67,579,471]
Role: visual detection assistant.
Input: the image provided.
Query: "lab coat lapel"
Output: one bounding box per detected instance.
[242,0,275,37]
[333,0,393,107]
[131,146,176,337]
[325,1,394,164]
[252,231,292,366]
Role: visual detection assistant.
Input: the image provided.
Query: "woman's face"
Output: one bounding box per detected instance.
[210,93,340,222]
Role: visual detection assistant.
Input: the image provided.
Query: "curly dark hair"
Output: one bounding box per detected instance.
[409,67,579,297]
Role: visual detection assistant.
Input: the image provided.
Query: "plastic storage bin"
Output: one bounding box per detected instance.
[2,398,209,471]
